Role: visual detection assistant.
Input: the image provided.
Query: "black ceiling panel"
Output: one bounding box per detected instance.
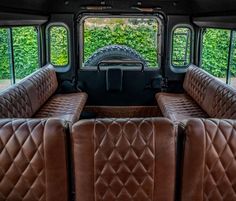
[0,0,235,16]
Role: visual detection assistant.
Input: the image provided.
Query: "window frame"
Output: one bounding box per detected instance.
[0,25,41,90]
[46,23,71,71]
[199,27,234,85]
[78,14,163,71]
[170,24,194,72]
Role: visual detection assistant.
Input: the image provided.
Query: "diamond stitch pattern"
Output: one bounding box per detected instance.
[0,120,46,201]
[0,84,33,118]
[156,93,208,122]
[34,93,88,121]
[94,119,155,201]
[203,119,236,201]
[211,85,236,119]
[184,67,213,105]
[28,66,58,106]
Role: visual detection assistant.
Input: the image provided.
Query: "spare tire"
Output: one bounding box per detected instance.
[84,45,148,67]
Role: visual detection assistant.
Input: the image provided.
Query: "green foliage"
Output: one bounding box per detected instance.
[1,25,236,81]
[84,24,158,67]
[202,29,230,77]
[0,27,39,80]
[13,27,39,79]
[172,28,191,67]
[50,26,69,66]
[0,29,11,80]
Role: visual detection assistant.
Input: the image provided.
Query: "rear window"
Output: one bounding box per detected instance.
[81,17,160,69]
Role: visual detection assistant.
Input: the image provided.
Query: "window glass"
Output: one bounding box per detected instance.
[0,28,12,91]
[229,31,236,88]
[82,17,159,68]
[49,26,69,66]
[12,27,39,82]
[171,27,191,67]
[201,28,231,83]
[0,26,39,91]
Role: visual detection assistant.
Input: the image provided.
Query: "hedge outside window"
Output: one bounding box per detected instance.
[171,27,192,68]
[49,26,69,66]
[13,27,39,82]
[229,31,236,88]
[82,17,160,68]
[0,27,39,91]
[201,28,230,83]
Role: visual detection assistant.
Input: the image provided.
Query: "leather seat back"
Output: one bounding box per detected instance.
[72,118,176,201]
[183,65,214,112]
[205,81,236,119]
[0,83,34,118]
[180,119,236,201]
[25,65,58,112]
[0,118,68,201]
[183,65,236,119]
[0,65,58,118]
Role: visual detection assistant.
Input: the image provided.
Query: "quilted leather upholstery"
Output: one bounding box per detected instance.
[181,119,236,201]
[0,119,69,201]
[0,64,87,120]
[0,84,34,118]
[84,106,162,118]
[183,65,213,107]
[27,65,58,111]
[209,84,236,119]
[35,92,88,123]
[156,93,208,122]
[156,65,236,122]
[72,118,176,201]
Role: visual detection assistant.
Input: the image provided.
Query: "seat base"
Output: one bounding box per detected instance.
[156,92,208,122]
[34,92,88,123]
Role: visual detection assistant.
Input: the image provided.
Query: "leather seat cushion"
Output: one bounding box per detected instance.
[0,83,34,118]
[206,82,236,119]
[0,118,69,201]
[183,65,213,109]
[180,119,236,201]
[34,92,88,123]
[72,118,176,201]
[156,92,208,122]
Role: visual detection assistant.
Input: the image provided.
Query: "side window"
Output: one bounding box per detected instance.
[13,27,39,82]
[49,25,69,66]
[201,28,230,83]
[0,28,12,90]
[229,31,236,88]
[0,26,39,91]
[171,26,192,68]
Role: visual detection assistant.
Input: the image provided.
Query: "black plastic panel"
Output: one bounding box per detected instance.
[78,69,162,106]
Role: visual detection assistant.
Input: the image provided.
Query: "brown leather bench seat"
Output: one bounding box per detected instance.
[179,118,236,201]
[72,118,176,201]
[0,65,88,123]
[34,92,87,123]
[0,118,69,201]
[156,65,236,122]
[156,93,208,122]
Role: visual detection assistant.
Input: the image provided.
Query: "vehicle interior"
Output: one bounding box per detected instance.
[0,0,236,201]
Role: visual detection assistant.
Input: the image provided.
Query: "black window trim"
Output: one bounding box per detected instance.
[170,24,194,73]
[199,27,236,86]
[0,25,41,86]
[77,13,164,71]
[46,22,71,72]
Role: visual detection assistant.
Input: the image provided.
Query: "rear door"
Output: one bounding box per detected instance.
[77,15,164,106]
